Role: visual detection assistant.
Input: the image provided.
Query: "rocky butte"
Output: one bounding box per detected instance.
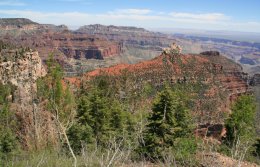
[0,42,46,104]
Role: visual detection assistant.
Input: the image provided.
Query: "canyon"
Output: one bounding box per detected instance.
[0,18,257,122]
[0,18,255,139]
[1,18,259,77]
[0,18,259,166]
[77,24,260,75]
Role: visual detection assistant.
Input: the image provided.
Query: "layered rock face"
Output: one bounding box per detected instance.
[202,51,250,105]
[0,46,46,104]
[76,24,173,51]
[6,32,123,61]
[75,24,178,71]
[50,33,122,60]
[0,19,123,63]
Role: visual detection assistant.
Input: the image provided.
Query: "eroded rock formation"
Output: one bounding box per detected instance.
[0,47,46,104]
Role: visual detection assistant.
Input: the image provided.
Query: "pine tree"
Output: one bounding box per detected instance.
[143,85,194,160]
[223,95,257,161]
[0,84,18,158]
[225,95,256,145]
[68,84,132,153]
[89,88,111,145]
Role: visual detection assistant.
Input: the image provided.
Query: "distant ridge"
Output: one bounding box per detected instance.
[0,18,38,26]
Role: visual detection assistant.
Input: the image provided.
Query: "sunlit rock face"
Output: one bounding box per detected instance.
[0,48,46,104]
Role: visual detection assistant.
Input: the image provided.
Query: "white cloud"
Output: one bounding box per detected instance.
[0,0,26,6]
[109,9,152,15]
[169,12,229,22]
[0,9,259,32]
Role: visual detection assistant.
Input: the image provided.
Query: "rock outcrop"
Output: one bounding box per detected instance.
[0,42,54,149]
[0,45,46,104]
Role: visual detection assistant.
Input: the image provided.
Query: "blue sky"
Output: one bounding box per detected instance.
[0,0,260,32]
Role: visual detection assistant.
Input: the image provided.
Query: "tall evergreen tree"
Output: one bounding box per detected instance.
[69,85,132,153]
[225,95,256,145]
[223,95,258,162]
[0,84,18,157]
[143,85,194,160]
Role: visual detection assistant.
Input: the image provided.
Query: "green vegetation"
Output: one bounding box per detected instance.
[141,85,196,164]
[0,40,31,63]
[221,95,259,163]
[37,54,78,166]
[0,83,19,160]
[68,85,133,153]
[225,95,256,145]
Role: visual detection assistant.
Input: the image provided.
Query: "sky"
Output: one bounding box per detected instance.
[0,0,260,32]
